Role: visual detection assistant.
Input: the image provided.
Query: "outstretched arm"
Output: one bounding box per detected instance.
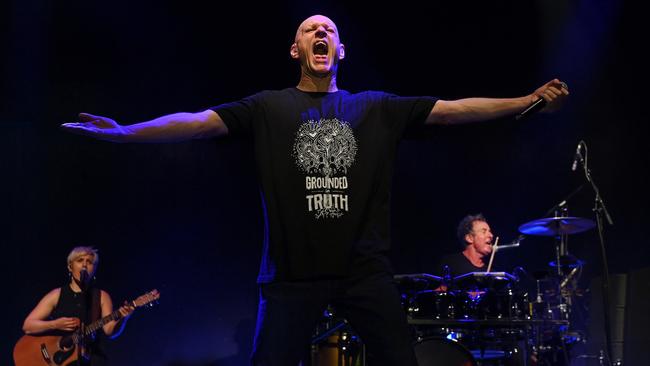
[60,109,228,143]
[426,79,569,125]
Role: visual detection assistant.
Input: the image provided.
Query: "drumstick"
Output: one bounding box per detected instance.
[486,236,499,273]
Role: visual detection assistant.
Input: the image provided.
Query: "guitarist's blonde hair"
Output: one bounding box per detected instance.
[66,246,99,267]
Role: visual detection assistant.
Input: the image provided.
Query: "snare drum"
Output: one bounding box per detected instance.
[414,337,477,366]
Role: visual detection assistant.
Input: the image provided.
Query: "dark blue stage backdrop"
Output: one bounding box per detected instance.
[2,1,646,365]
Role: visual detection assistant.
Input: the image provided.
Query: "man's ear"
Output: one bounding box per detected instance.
[290,43,299,59]
[338,43,345,60]
[465,233,474,244]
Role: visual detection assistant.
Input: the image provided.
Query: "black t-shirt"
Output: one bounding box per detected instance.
[212,88,437,283]
[435,252,488,278]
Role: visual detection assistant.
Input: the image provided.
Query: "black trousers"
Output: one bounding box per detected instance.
[250,271,418,366]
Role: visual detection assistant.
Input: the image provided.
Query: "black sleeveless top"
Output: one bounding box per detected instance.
[50,284,107,365]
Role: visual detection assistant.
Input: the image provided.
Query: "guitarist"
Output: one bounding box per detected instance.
[20,246,135,365]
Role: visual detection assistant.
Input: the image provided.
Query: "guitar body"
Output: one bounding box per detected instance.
[13,334,79,366]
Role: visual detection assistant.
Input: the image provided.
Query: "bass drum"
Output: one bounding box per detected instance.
[414,337,477,366]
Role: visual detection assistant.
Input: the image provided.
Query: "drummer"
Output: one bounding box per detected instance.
[436,213,498,280]
[433,214,528,366]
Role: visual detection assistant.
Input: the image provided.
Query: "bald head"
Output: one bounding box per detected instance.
[295,15,340,42]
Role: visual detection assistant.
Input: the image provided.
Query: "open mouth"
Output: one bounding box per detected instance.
[313,41,329,56]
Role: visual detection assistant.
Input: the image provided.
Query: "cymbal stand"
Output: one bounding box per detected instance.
[553,205,569,276]
[553,206,571,322]
[535,276,543,305]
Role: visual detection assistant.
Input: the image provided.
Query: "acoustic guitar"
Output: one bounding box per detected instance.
[13,289,160,366]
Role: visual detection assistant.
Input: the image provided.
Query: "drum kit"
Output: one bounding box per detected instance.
[309,215,596,366]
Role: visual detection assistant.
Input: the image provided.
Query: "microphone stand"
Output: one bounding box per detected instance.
[542,184,584,218]
[576,141,614,366]
[76,270,91,365]
[76,275,86,365]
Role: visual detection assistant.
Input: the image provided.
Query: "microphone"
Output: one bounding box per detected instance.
[516,82,568,120]
[495,243,519,250]
[560,267,579,288]
[495,235,525,250]
[515,98,546,120]
[571,142,583,171]
[79,269,89,290]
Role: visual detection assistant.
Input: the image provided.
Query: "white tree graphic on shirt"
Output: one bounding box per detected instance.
[293,118,357,218]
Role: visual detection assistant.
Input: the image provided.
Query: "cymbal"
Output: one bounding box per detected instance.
[518,216,596,236]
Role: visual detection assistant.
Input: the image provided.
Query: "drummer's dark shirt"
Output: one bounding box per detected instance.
[435,252,488,278]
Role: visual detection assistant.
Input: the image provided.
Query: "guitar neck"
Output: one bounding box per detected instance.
[83,310,122,336]
[73,298,136,342]
[67,290,157,345]
[66,310,119,346]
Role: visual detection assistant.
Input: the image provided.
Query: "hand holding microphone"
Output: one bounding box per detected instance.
[516,79,570,120]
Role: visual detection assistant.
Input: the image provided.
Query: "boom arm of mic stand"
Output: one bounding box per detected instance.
[543,185,584,218]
